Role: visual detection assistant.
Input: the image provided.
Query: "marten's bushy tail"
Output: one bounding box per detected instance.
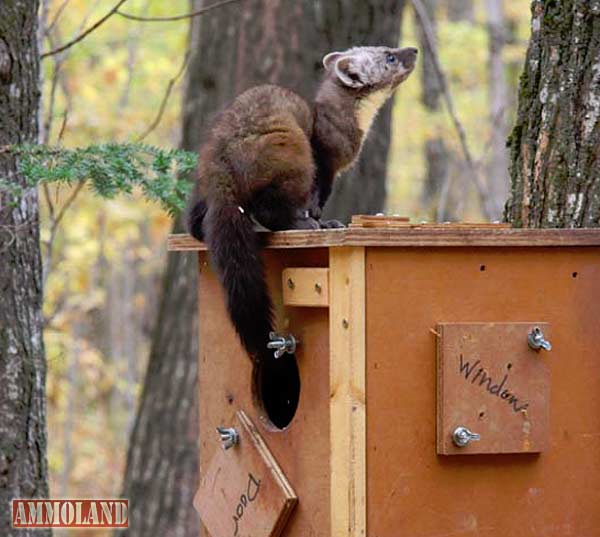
[188,199,208,241]
[204,198,274,360]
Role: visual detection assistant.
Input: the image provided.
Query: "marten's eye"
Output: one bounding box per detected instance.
[386,54,397,64]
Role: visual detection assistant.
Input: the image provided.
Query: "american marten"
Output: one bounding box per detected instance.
[188,46,417,363]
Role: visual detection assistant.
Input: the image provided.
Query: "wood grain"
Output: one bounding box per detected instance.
[365,246,600,536]
[329,248,366,537]
[168,227,600,251]
[282,268,329,307]
[198,248,332,537]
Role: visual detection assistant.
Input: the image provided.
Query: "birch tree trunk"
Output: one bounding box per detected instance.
[506,0,600,227]
[0,2,50,536]
[121,1,405,535]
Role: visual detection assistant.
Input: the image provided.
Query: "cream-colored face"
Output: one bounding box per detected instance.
[323,46,418,91]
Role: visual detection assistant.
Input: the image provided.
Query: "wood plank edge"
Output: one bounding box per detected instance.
[168,228,600,251]
[237,410,298,500]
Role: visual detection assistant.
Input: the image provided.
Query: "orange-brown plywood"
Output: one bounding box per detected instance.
[198,248,331,537]
[366,247,600,536]
[194,410,297,537]
[436,322,550,455]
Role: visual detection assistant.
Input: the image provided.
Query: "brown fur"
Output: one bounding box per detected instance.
[188,46,417,362]
[197,85,315,221]
[195,46,418,226]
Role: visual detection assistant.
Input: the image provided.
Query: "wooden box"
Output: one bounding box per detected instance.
[169,224,600,537]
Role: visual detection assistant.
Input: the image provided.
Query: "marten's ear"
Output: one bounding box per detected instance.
[322,52,344,71]
[332,57,366,89]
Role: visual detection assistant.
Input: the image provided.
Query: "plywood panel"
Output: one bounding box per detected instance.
[366,247,600,536]
[436,322,550,454]
[194,411,297,537]
[198,248,331,537]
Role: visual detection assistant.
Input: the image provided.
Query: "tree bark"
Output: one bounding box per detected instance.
[0,2,50,536]
[485,0,510,221]
[121,1,405,535]
[506,0,600,228]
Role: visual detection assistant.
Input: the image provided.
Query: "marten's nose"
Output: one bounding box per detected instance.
[398,46,418,67]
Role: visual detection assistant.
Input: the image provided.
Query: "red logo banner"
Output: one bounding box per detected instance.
[12,499,128,528]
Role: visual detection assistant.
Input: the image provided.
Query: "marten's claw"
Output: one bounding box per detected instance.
[292,216,321,230]
[319,219,345,229]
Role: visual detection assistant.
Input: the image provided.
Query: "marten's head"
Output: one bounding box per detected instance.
[314,46,418,170]
[322,46,418,94]
[318,46,417,140]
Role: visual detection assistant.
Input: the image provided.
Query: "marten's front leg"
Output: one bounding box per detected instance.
[293,209,321,230]
[250,185,319,231]
[306,185,345,229]
[319,218,345,229]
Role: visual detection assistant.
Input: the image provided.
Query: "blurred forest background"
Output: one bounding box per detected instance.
[38,0,530,533]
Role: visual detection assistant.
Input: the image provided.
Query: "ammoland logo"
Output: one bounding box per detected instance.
[12,499,128,528]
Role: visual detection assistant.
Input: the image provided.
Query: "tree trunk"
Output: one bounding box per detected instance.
[0,2,50,536]
[121,1,405,535]
[485,0,510,220]
[506,0,600,228]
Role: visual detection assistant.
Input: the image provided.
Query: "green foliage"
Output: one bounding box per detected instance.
[4,143,196,216]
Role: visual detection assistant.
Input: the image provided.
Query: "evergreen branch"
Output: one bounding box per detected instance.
[117,0,243,22]
[1,143,197,217]
[41,0,129,59]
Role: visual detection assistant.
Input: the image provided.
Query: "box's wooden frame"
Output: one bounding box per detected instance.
[169,227,600,537]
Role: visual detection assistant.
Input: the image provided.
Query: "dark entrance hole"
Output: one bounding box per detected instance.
[253,352,300,430]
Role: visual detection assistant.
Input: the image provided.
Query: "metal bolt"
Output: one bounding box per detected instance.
[267,332,298,359]
[528,326,552,351]
[216,426,239,450]
[452,426,481,447]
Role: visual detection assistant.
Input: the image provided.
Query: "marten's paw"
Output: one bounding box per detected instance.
[291,215,320,231]
[319,219,345,229]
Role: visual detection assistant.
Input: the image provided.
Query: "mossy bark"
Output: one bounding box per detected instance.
[506,0,600,228]
[0,1,49,536]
